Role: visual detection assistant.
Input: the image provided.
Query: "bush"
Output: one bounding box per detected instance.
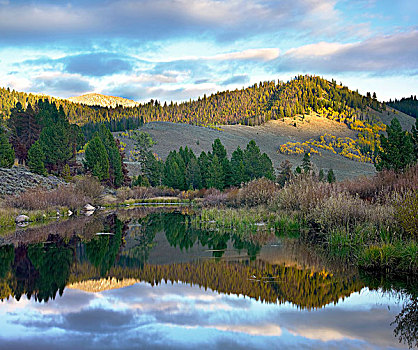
[6,185,89,211]
[276,175,334,212]
[395,190,418,238]
[309,192,395,232]
[238,178,279,207]
[74,176,103,200]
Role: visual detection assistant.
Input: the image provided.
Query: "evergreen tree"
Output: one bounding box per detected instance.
[230,146,245,186]
[302,152,312,173]
[0,127,14,168]
[97,125,123,187]
[207,155,223,190]
[27,140,46,175]
[198,151,211,189]
[260,153,274,180]
[186,157,202,189]
[84,136,109,181]
[327,169,336,183]
[376,118,415,171]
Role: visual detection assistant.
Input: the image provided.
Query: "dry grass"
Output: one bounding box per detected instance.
[5,184,89,211]
[238,178,280,207]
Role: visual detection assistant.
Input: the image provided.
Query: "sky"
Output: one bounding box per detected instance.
[0,282,408,349]
[0,0,417,103]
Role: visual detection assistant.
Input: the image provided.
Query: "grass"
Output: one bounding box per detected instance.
[192,207,301,237]
[0,206,70,235]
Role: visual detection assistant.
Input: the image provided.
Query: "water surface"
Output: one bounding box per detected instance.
[0,209,416,349]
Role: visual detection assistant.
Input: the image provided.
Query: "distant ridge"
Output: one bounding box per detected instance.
[68,93,140,108]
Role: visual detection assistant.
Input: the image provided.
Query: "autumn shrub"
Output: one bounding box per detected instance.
[276,175,335,212]
[238,178,280,207]
[6,185,89,210]
[309,192,395,232]
[341,164,418,203]
[202,188,229,206]
[74,176,103,200]
[116,186,135,202]
[395,190,418,238]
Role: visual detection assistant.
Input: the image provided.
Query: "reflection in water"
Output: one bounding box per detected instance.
[0,210,416,349]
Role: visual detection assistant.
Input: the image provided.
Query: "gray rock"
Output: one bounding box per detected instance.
[15,215,30,223]
[84,204,95,211]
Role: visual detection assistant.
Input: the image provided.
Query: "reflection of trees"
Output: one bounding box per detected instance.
[392,298,417,349]
[85,215,124,276]
[0,235,76,302]
[28,239,73,302]
[108,259,364,310]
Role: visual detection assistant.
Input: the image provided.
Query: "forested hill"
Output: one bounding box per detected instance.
[387,96,418,118]
[0,75,388,130]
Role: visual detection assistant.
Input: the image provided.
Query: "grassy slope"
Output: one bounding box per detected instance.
[116,107,415,181]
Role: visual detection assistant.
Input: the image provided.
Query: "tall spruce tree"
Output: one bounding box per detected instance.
[84,136,109,181]
[207,155,223,190]
[376,118,415,171]
[97,125,123,187]
[0,127,14,168]
[27,140,46,175]
[327,169,336,183]
[198,151,210,189]
[230,146,245,186]
[302,153,312,173]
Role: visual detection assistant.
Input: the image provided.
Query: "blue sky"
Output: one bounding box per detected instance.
[0,0,417,102]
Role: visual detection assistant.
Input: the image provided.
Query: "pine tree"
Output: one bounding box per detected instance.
[198,151,210,189]
[207,155,223,190]
[0,127,14,168]
[84,136,109,181]
[302,152,312,173]
[186,157,202,189]
[327,169,336,183]
[27,140,46,175]
[376,118,415,171]
[97,125,123,187]
[230,146,245,186]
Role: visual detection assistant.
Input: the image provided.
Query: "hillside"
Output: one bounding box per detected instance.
[116,120,377,180]
[68,93,140,108]
[3,75,416,130]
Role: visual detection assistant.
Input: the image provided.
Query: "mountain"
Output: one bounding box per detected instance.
[68,93,140,108]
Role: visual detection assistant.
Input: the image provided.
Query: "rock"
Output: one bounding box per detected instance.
[84,210,95,217]
[15,215,30,223]
[0,167,65,197]
[84,204,95,211]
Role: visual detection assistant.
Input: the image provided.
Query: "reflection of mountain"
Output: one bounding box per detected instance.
[0,211,412,313]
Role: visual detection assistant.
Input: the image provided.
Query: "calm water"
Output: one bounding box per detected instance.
[0,209,416,350]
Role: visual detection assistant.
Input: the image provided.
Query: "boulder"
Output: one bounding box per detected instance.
[84,204,95,211]
[15,215,30,223]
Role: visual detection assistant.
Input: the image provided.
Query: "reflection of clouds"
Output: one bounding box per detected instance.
[0,282,408,349]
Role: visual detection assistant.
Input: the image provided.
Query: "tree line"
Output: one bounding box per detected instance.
[1,76,387,130]
[120,136,274,190]
[387,96,418,119]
